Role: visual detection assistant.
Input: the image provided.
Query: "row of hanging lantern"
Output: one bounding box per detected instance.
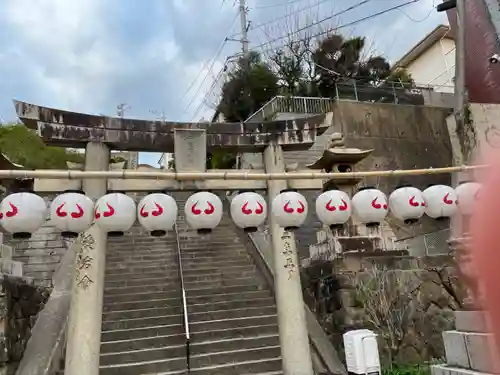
[0,181,481,239]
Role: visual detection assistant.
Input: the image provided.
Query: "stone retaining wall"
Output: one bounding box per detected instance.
[0,275,50,374]
[301,253,466,366]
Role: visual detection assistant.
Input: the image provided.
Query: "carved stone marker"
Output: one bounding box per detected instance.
[174,129,207,172]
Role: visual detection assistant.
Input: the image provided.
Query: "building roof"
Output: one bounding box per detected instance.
[393,24,453,69]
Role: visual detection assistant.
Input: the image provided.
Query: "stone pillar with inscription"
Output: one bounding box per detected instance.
[65,142,110,375]
[263,142,314,375]
[174,129,207,174]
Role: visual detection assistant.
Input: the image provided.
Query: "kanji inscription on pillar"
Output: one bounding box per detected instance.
[281,231,297,280]
[75,232,96,290]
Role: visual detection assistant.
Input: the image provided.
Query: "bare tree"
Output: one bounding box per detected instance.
[355,265,423,366]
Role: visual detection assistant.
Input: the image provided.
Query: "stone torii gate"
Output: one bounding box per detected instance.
[14,100,331,375]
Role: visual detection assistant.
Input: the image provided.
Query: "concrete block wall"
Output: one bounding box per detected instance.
[432,310,499,375]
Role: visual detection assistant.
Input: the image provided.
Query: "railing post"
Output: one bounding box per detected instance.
[263,142,314,375]
[392,82,398,104]
[335,83,340,101]
[353,81,359,101]
[303,97,308,113]
[65,142,109,375]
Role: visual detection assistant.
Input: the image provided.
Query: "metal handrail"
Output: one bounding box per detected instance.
[174,221,190,372]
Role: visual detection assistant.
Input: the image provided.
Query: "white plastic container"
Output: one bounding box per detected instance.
[343,329,381,374]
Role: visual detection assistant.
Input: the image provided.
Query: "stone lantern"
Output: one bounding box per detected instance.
[306,132,373,194]
[305,133,381,262]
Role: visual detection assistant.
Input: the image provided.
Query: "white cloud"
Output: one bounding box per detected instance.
[2,0,119,112]
[0,0,449,125]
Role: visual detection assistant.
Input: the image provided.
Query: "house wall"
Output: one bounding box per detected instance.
[405,38,456,93]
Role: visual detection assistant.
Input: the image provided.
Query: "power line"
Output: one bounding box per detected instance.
[189,1,250,121]
[397,0,435,22]
[251,0,373,50]
[190,63,228,121]
[183,43,227,114]
[183,11,240,114]
[255,0,307,9]
[228,0,333,38]
[250,0,421,54]
[181,39,227,102]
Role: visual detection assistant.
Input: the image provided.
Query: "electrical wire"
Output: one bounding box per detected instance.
[183,11,240,114]
[190,63,228,121]
[251,0,373,50]
[397,0,435,23]
[228,0,334,38]
[251,0,421,54]
[255,0,307,9]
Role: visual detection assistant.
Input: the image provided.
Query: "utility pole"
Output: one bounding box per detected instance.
[116,103,130,118]
[239,0,249,57]
[116,103,138,169]
[438,0,467,239]
[454,0,467,145]
[237,0,250,168]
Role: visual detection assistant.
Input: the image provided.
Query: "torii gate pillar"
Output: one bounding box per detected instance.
[264,142,314,375]
[65,142,110,375]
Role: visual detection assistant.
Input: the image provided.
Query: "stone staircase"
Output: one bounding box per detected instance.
[93,200,282,374]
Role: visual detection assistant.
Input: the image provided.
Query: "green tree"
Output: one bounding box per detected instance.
[269,33,414,98]
[0,123,84,169]
[218,51,279,122]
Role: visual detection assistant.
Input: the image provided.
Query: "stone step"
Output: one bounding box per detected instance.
[99,345,281,375]
[104,268,259,286]
[108,237,241,246]
[155,357,282,375]
[443,330,495,373]
[105,257,177,269]
[182,264,256,275]
[105,264,256,280]
[431,364,490,375]
[105,258,249,273]
[103,290,271,312]
[102,305,277,330]
[100,334,280,366]
[100,323,279,353]
[106,247,248,258]
[104,276,264,296]
[104,270,178,283]
[104,284,264,304]
[106,251,249,264]
[102,297,275,322]
[101,314,277,341]
[106,244,245,255]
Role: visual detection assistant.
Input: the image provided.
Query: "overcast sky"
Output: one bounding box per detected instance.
[0,0,447,166]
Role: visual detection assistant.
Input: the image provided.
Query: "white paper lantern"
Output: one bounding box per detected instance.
[95,192,136,236]
[184,191,223,234]
[315,190,351,229]
[422,184,457,219]
[138,193,178,236]
[271,189,308,230]
[230,191,267,232]
[352,187,388,227]
[0,192,47,239]
[388,185,426,224]
[50,190,94,237]
[455,181,481,216]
